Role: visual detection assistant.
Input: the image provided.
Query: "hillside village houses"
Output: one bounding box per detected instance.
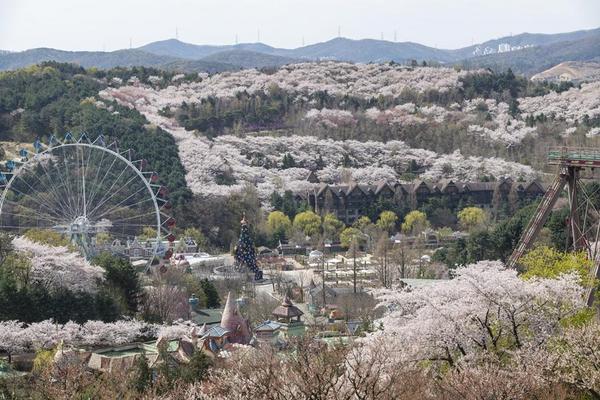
[295,177,545,225]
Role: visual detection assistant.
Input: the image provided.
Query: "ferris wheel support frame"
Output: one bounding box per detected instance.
[0,133,174,263]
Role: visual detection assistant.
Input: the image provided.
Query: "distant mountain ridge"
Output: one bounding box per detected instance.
[451,27,600,59]
[139,39,284,60]
[283,37,457,63]
[137,27,600,66]
[0,48,176,70]
[0,47,234,73]
[200,50,301,69]
[1,26,599,74]
[140,37,459,63]
[459,32,600,75]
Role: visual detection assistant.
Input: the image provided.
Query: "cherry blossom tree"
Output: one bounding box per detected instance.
[0,321,26,363]
[519,81,600,125]
[12,236,104,293]
[305,108,357,128]
[369,261,585,370]
[537,323,600,396]
[101,62,475,107]
[0,319,198,354]
[98,64,542,202]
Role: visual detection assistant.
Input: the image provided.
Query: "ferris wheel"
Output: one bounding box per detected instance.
[0,133,176,262]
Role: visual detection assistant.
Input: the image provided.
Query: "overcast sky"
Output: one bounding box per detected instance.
[1,0,599,51]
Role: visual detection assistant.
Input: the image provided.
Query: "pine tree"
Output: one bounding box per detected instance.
[235,214,263,280]
[180,350,212,383]
[508,98,520,117]
[282,153,296,169]
[315,154,326,170]
[131,353,152,393]
[201,279,220,308]
[343,153,353,167]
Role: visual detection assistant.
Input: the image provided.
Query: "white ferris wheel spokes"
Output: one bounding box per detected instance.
[0,133,176,262]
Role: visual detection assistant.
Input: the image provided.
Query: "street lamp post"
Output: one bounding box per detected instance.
[322,239,326,310]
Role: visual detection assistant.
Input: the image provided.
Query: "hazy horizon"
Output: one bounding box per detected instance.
[1,0,600,52]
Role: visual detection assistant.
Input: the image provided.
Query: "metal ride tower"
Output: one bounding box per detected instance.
[508,147,600,306]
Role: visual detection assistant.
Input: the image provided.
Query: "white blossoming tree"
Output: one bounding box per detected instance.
[12,236,105,294]
[369,261,585,369]
[0,319,198,355]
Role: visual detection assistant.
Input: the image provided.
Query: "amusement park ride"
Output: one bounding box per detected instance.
[0,133,176,269]
[508,147,600,306]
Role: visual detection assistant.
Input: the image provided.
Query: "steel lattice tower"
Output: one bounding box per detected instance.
[508,147,600,306]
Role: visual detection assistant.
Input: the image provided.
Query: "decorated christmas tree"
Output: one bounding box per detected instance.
[235,213,263,280]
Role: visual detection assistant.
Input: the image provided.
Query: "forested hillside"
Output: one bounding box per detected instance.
[100,62,600,201]
[2,61,600,250]
[0,63,191,206]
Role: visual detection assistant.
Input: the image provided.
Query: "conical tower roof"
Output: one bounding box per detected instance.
[220,291,252,344]
[220,292,238,330]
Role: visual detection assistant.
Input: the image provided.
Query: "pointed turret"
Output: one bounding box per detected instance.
[220,292,237,330]
[198,323,208,336]
[189,326,198,346]
[219,292,251,344]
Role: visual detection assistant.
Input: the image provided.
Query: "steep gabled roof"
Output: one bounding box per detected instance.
[395,183,412,194]
[306,170,320,183]
[463,182,496,191]
[316,183,329,197]
[525,180,545,192]
[496,178,513,191]
[438,179,457,193]
[412,180,431,193]
[299,178,545,199]
[346,182,366,196]
[375,181,394,195]
[294,191,309,201]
